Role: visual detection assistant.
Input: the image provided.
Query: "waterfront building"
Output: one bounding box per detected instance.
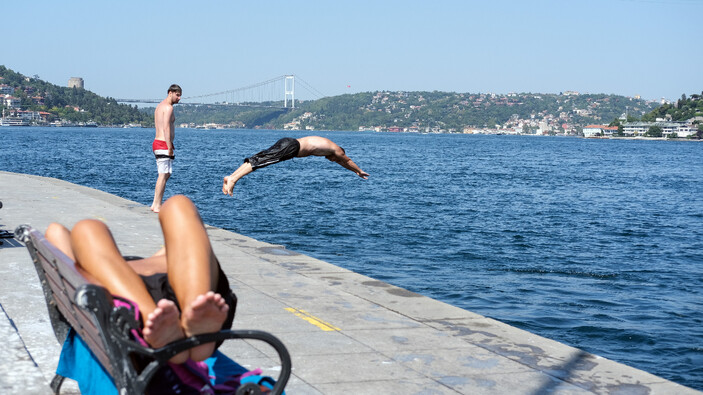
[622,121,696,138]
[583,124,619,137]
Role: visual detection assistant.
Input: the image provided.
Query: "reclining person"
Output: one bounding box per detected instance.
[45,195,235,364]
[222,135,369,196]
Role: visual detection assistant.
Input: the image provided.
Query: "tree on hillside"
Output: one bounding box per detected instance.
[646,125,663,137]
[642,92,703,122]
[609,118,624,135]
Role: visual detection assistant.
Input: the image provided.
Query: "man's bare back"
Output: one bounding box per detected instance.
[296,136,342,158]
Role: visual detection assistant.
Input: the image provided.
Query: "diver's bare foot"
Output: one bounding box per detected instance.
[143,299,188,363]
[150,205,161,213]
[182,291,229,361]
[222,176,236,196]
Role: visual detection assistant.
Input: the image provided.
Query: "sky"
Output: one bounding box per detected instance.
[4,0,702,103]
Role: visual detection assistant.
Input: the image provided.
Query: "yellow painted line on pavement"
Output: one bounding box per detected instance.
[285,308,340,331]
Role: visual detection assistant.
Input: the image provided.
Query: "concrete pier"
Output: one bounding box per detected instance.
[0,170,699,394]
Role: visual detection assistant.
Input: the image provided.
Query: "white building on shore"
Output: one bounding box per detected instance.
[583,124,619,137]
[623,121,696,138]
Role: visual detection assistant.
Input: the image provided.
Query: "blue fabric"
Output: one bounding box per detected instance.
[57,329,250,394]
[206,351,248,385]
[56,330,116,395]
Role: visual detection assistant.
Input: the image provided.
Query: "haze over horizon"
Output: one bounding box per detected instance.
[5,0,702,103]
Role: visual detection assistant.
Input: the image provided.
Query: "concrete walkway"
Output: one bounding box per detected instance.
[0,170,698,394]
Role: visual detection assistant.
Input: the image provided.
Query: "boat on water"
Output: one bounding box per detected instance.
[0,117,29,126]
[49,120,75,127]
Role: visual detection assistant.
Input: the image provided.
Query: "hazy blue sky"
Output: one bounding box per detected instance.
[5,0,702,102]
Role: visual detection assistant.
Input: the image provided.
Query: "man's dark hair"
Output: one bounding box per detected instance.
[168,84,182,94]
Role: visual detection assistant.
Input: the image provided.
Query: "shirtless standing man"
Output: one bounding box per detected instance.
[151,84,182,212]
[222,135,369,196]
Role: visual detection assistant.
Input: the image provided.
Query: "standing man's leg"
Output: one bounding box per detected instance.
[158,195,229,361]
[152,172,170,212]
[152,157,172,212]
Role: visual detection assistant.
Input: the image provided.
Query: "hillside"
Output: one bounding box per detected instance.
[641,92,703,122]
[173,91,661,134]
[0,65,150,126]
[3,65,670,133]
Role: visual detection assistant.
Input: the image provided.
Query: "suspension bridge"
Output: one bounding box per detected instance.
[116,75,325,109]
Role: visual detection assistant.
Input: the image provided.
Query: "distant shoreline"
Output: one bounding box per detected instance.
[3,125,702,142]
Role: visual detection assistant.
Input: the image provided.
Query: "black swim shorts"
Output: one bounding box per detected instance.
[140,265,236,333]
[245,137,300,170]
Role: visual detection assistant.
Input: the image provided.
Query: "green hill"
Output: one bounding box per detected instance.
[0,65,150,126]
[641,92,703,122]
[4,64,677,133]
[173,91,661,133]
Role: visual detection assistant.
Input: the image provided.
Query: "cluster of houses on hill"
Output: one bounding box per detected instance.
[1,80,53,126]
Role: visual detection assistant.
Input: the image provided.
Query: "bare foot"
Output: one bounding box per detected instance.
[182,291,229,361]
[143,299,188,363]
[150,205,161,213]
[222,176,236,196]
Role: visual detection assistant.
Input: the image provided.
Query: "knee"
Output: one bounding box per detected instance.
[160,195,197,218]
[45,222,69,242]
[71,219,108,238]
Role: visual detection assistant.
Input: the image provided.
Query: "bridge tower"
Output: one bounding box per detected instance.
[284,75,295,109]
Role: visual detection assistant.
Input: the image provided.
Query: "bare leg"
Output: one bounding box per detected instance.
[46,223,101,284]
[152,173,171,212]
[69,219,188,363]
[159,195,229,361]
[123,246,168,276]
[45,223,75,261]
[222,162,253,196]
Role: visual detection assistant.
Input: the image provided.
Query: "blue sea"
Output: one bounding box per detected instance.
[1,127,702,389]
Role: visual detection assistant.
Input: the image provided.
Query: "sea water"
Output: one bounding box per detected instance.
[1,127,701,389]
